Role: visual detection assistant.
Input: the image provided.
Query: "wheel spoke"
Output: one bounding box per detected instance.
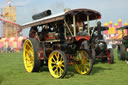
[52,65,57,69]
[56,67,59,76]
[30,57,34,62]
[30,61,33,64]
[25,56,30,61]
[58,66,64,76]
[25,50,29,54]
[61,64,64,67]
[26,60,32,66]
[60,56,63,61]
[59,67,64,73]
[28,46,33,52]
[26,42,31,48]
[25,53,29,59]
[52,57,56,62]
[51,61,56,64]
[61,61,64,64]
[29,48,33,52]
[55,53,59,62]
[26,43,33,51]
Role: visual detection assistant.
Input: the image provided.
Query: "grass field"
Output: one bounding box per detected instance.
[0,49,128,85]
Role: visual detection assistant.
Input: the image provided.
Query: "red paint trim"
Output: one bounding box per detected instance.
[75,36,90,41]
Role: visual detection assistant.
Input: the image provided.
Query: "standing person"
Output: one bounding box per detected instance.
[7,46,11,53]
[3,45,7,53]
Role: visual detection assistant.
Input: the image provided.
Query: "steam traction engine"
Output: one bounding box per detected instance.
[117,26,128,60]
[89,21,114,64]
[22,9,102,78]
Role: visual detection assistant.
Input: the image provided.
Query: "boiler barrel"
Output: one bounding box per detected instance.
[32,10,52,20]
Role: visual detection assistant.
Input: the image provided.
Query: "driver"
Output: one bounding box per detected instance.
[76,20,84,32]
[76,20,88,36]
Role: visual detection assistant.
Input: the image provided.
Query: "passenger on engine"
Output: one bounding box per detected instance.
[29,26,38,38]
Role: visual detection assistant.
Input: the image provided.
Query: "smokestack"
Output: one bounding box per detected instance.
[32,10,52,20]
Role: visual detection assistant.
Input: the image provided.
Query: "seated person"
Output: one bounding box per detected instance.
[76,20,84,32]
[76,20,88,36]
[29,26,38,38]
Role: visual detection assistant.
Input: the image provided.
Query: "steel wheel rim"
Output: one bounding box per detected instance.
[48,51,64,78]
[74,50,91,74]
[23,39,34,72]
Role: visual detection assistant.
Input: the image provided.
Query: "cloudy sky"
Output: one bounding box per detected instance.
[0,0,128,37]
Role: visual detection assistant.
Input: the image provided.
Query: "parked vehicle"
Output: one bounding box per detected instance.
[22,8,102,78]
[87,21,114,64]
[117,26,128,60]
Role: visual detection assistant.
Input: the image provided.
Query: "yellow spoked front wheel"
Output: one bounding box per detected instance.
[23,38,40,72]
[48,50,67,78]
[74,49,93,75]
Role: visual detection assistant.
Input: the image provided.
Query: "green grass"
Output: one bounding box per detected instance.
[0,49,128,85]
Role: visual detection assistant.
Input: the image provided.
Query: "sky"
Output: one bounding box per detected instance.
[0,0,128,37]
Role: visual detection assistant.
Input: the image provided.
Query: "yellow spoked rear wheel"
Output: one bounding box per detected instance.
[23,38,40,72]
[48,50,67,78]
[74,49,93,75]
